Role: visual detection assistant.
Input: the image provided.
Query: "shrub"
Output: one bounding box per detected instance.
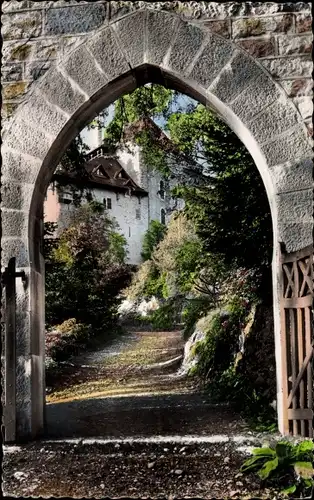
[189,295,249,383]
[182,296,214,339]
[46,320,93,362]
[241,440,314,497]
[141,219,166,261]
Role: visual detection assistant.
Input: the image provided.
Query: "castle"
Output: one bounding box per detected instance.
[44,119,184,265]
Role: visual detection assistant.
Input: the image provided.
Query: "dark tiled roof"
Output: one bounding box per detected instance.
[53,148,148,196]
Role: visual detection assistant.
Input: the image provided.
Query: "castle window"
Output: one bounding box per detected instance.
[103,198,106,209]
[160,208,166,225]
[159,180,165,200]
[135,208,141,220]
[107,198,112,209]
[58,191,73,205]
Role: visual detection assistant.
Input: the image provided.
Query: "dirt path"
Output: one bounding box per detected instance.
[45,329,249,439]
[3,328,282,498]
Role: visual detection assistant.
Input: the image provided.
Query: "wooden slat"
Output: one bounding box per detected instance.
[288,408,313,420]
[282,295,313,309]
[289,308,298,436]
[287,343,314,408]
[282,245,314,263]
[304,307,313,430]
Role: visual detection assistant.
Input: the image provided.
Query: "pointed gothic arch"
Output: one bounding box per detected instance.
[1,8,313,441]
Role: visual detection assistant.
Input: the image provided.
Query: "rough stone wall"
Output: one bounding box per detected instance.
[2,1,312,136]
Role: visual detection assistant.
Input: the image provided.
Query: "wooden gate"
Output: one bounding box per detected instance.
[280,244,314,437]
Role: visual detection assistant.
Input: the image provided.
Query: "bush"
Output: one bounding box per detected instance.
[182,296,214,339]
[192,296,247,380]
[148,300,180,330]
[46,320,93,362]
[45,202,131,331]
[141,220,166,261]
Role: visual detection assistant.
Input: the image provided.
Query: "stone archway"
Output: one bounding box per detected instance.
[1,7,313,441]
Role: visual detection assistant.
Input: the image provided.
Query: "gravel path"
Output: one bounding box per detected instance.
[3,328,282,498]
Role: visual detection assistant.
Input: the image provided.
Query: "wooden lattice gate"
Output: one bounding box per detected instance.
[280,244,314,437]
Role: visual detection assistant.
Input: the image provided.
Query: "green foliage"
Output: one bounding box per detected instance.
[55,135,92,206]
[104,84,174,148]
[141,220,166,262]
[148,302,177,331]
[45,202,131,330]
[207,365,277,427]
[43,221,58,261]
[168,104,272,275]
[47,321,93,361]
[174,239,203,293]
[192,296,247,380]
[241,440,314,497]
[182,296,214,339]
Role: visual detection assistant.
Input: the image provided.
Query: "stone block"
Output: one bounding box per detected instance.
[189,34,234,89]
[296,13,312,33]
[2,81,29,100]
[146,10,179,66]
[201,20,231,38]
[61,34,86,57]
[277,189,313,223]
[87,26,129,80]
[2,63,23,82]
[1,238,30,268]
[229,71,281,122]
[2,1,30,12]
[261,126,312,168]
[27,61,53,81]
[3,41,33,62]
[3,116,52,160]
[2,11,42,40]
[31,38,61,61]
[278,222,314,254]
[237,37,276,58]
[16,311,31,358]
[261,56,313,78]
[2,38,61,65]
[2,102,19,121]
[208,50,264,103]
[1,181,34,211]
[1,148,41,184]
[39,66,87,115]
[111,10,146,68]
[293,96,313,120]
[270,158,313,194]
[62,45,107,97]
[110,1,143,22]
[168,20,207,74]
[1,210,29,238]
[278,34,313,55]
[280,78,312,97]
[232,15,294,39]
[44,4,106,35]
[247,97,301,145]
[19,91,70,138]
